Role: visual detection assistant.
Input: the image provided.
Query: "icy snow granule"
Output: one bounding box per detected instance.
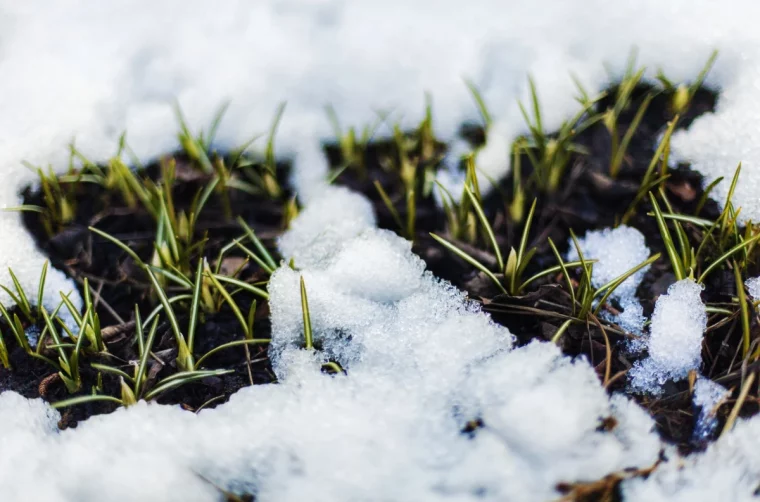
[565,225,651,300]
[692,377,730,444]
[630,279,707,394]
[746,276,760,305]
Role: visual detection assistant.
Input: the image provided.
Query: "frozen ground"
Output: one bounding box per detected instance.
[1,0,760,500]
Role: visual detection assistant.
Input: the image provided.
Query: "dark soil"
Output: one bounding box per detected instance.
[4,154,287,427]
[328,85,760,457]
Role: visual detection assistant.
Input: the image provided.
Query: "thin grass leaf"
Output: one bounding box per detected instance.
[144,369,233,401]
[734,262,751,356]
[8,268,32,319]
[91,363,134,382]
[551,318,575,344]
[610,94,653,178]
[374,180,404,232]
[145,267,193,371]
[195,338,271,368]
[187,259,204,353]
[135,313,159,396]
[593,253,661,315]
[430,233,507,295]
[518,260,595,292]
[233,240,275,275]
[265,102,287,175]
[51,394,123,409]
[210,275,269,300]
[205,271,250,338]
[464,79,492,129]
[89,227,146,267]
[548,238,576,312]
[649,193,685,280]
[464,186,503,270]
[300,276,313,350]
[237,217,277,271]
[698,232,760,284]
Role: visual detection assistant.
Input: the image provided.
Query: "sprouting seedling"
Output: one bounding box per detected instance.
[5,163,77,237]
[300,276,313,350]
[464,79,492,133]
[325,105,383,178]
[667,50,718,116]
[549,232,660,343]
[432,197,589,296]
[620,116,679,224]
[54,305,236,410]
[516,76,602,192]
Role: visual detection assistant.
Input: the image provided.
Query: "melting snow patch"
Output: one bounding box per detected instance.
[629,279,707,395]
[0,186,662,500]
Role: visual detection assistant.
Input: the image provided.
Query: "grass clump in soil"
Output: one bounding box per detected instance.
[2,106,294,427]
[324,53,760,457]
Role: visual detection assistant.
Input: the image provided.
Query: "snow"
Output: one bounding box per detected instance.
[566,226,651,335]
[0,186,663,501]
[1,0,760,500]
[629,279,707,395]
[622,411,760,502]
[747,276,760,305]
[1,0,760,315]
[692,377,730,444]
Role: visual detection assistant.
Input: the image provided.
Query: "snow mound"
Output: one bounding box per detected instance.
[630,279,707,394]
[566,225,651,335]
[622,411,760,502]
[566,225,651,300]
[0,186,662,501]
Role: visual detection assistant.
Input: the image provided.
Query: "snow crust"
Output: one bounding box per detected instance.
[629,279,707,394]
[0,186,662,500]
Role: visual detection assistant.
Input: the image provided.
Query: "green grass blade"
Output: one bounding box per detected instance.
[734,261,751,356]
[430,233,506,294]
[144,369,233,401]
[195,338,271,368]
[205,272,250,339]
[698,232,760,284]
[89,227,146,267]
[649,193,685,280]
[300,276,313,350]
[135,313,159,396]
[593,253,661,316]
[237,217,277,271]
[51,394,123,409]
[464,186,504,270]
